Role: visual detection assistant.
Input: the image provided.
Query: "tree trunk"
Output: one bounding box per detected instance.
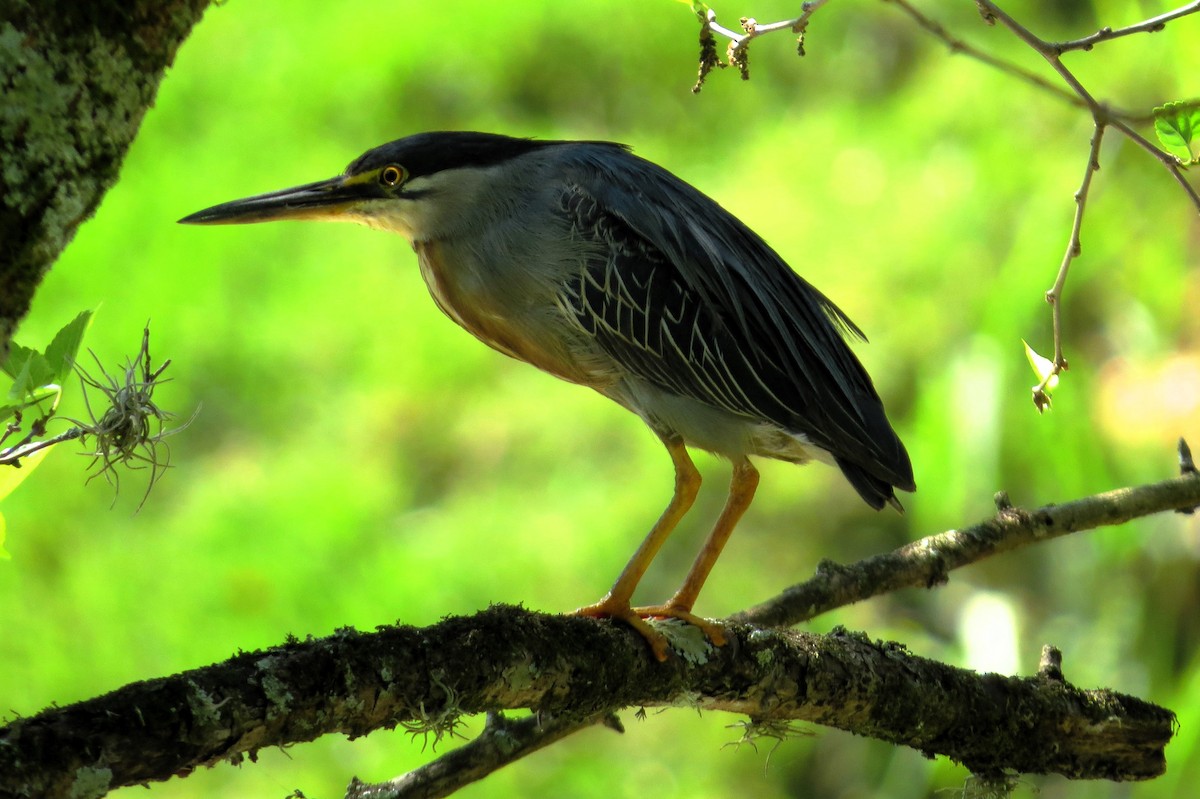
[0,1,208,353]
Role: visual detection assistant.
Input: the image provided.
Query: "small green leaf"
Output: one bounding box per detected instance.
[2,343,38,381]
[44,310,93,384]
[1153,101,1200,161]
[1023,340,1059,390]
[1,309,93,414]
[5,346,56,402]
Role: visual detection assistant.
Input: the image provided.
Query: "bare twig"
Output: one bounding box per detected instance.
[1111,117,1200,206]
[968,0,1200,407]
[791,0,829,55]
[347,712,616,799]
[698,0,1199,124]
[1050,1,1200,54]
[706,1,829,51]
[0,427,83,466]
[735,468,1200,628]
[0,404,58,468]
[0,415,21,450]
[695,0,830,88]
[1030,123,1103,411]
[885,0,1084,110]
[979,3,1200,208]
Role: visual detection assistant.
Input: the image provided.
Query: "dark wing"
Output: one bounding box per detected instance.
[556,145,914,508]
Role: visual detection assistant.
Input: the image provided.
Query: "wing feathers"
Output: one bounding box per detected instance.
[556,150,914,495]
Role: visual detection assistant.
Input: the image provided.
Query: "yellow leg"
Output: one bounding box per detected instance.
[633,457,760,647]
[575,436,700,660]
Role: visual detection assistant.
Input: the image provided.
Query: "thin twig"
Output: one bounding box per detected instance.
[884,0,1083,110]
[702,0,831,81]
[1030,122,1104,410]
[0,427,83,466]
[702,0,1198,125]
[792,0,830,54]
[1112,117,1200,208]
[707,1,830,44]
[974,0,1101,106]
[1050,1,1200,54]
[966,0,1200,408]
[0,417,21,450]
[734,469,1200,628]
[965,2,1200,212]
[347,712,616,799]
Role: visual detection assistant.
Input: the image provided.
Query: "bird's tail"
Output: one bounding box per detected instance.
[835,455,913,513]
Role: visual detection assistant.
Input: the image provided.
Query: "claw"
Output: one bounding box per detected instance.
[575,597,726,661]
[634,603,727,648]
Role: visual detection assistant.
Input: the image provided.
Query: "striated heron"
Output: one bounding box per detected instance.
[180,131,915,660]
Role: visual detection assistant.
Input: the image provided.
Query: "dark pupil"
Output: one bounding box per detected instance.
[383,167,400,184]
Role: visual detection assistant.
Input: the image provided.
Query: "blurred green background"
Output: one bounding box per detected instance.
[3,1,1199,797]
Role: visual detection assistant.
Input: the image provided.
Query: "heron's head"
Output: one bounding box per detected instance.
[179,131,554,241]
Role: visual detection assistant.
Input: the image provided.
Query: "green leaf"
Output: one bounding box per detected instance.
[1,309,93,415]
[44,310,93,384]
[2,342,38,381]
[5,345,56,403]
[1153,101,1200,161]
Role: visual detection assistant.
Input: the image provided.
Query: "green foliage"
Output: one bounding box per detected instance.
[1154,101,1200,162]
[0,311,92,557]
[0,311,93,507]
[0,310,92,422]
[43,311,93,388]
[3,344,56,411]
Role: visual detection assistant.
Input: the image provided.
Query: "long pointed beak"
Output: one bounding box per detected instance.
[179,176,376,225]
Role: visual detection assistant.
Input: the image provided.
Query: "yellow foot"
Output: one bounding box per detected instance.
[634,603,727,648]
[574,597,726,662]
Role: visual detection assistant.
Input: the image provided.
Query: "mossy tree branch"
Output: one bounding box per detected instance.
[0,608,1178,799]
[2,468,1195,799]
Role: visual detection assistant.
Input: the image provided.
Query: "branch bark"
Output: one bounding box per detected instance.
[0,607,1177,799]
[2,470,1195,799]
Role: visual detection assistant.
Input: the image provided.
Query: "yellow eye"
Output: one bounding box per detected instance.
[379,165,405,186]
